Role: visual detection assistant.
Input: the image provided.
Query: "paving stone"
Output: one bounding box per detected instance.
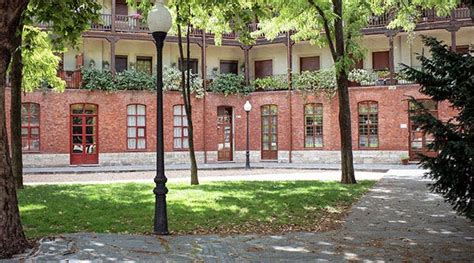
[8,170,474,262]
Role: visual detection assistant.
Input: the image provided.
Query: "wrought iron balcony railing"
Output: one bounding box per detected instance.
[85,6,471,36]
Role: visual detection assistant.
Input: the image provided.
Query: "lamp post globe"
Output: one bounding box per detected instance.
[244,100,252,112]
[148,0,172,235]
[244,100,252,169]
[147,0,172,34]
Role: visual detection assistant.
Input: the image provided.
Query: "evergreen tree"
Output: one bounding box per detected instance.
[402,36,473,219]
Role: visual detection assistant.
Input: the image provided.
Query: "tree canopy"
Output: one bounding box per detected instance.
[17,26,65,92]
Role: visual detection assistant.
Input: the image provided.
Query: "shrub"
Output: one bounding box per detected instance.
[115,70,155,90]
[81,66,204,98]
[163,66,205,98]
[348,69,375,85]
[251,75,287,91]
[209,73,254,96]
[81,67,114,91]
[293,69,337,98]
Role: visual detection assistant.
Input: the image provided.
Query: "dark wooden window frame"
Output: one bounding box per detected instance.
[219,60,239,74]
[304,103,324,148]
[173,104,189,150]
[372,51,390,71]
[126,104,147,151]
[299,56,321,73]
[178,58,199,74]
[136,56,153,75]
[254,59,273,79]
[358,101,379,149]
[21,102,40,152]
[115,55,128,72]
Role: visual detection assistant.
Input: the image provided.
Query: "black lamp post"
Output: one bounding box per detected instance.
[148,0,172,235]
[244,100,252,169]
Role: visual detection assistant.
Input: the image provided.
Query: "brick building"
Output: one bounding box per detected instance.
[5,2,473,167]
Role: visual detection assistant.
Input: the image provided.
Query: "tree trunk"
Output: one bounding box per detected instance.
[185,24,199,185]
[10,23,24,189]
[0,1,30,258]
[0,47,29,259]
[333,0,356,184]
[176,8,199,185]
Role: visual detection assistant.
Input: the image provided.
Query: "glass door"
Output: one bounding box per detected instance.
[70,104,99,165]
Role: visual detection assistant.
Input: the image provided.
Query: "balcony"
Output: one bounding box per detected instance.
[86,6,471,37]
[5,70,82,89]
[58,70,82,89]
[367,6,471,29]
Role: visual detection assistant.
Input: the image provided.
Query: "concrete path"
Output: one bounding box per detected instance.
[12,169,474,262]
[23,162,420,175]
[24,169,386,185]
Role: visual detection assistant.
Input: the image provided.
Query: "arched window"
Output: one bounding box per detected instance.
[304,103,323,148]
[127,104,146,150]
[173,105,188,149]
[21,103,40,152]
[358,101,379,148]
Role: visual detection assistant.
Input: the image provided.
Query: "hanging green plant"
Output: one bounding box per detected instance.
[293,69,337,98]
[251,75,288,91]
[209,73,254,96]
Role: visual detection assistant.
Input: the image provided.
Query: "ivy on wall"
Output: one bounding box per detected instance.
[293,69,337,98]
[209,73,255,96]
[81,66,337,98]
[81,66,205,98]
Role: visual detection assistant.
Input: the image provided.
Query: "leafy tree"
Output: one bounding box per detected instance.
[252,0,374,184]
[0,0,100,258]
[9,26,66,189]
[372,0,473,31]
[128,0,237,185]
[402,37,473,219]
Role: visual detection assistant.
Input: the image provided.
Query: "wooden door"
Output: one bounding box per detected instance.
[116,0,128,15]
[409,100,438,161]
[255,60,272,79]
[300,56,320,72]
[115,55,128,73]
[217,106,233,161]
[261,105,278,160]
[70,104,99,165]
[372,51,390,70]
[179,58,199,74]
[220,60,238,74]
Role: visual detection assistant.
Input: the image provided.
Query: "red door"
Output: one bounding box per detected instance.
[261,105,278,160]
[70,103,99,165]
[217,106,233,161]
[409,100,438,161]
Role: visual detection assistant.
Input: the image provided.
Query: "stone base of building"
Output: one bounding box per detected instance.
[22,150,408,168]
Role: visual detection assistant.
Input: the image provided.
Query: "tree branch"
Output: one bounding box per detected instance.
[307,0,337,59]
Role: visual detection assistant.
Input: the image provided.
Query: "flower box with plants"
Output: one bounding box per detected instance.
[348,69,375,86]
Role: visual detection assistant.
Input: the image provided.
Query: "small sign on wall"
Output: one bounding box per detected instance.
[400,123,407,129]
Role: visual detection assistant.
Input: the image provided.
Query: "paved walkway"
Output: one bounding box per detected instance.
[23,162,420,174]
[12,170,474,262]
[24,169,386,185]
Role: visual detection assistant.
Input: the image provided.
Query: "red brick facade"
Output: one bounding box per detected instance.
[4,85,456,164]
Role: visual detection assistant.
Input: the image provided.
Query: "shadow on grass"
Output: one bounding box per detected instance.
[18,181,375,238]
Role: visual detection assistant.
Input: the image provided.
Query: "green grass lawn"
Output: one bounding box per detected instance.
[18,180,375,238]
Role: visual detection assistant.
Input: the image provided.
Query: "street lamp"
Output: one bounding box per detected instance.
[244,100,252,170]
[148,0,172,235]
